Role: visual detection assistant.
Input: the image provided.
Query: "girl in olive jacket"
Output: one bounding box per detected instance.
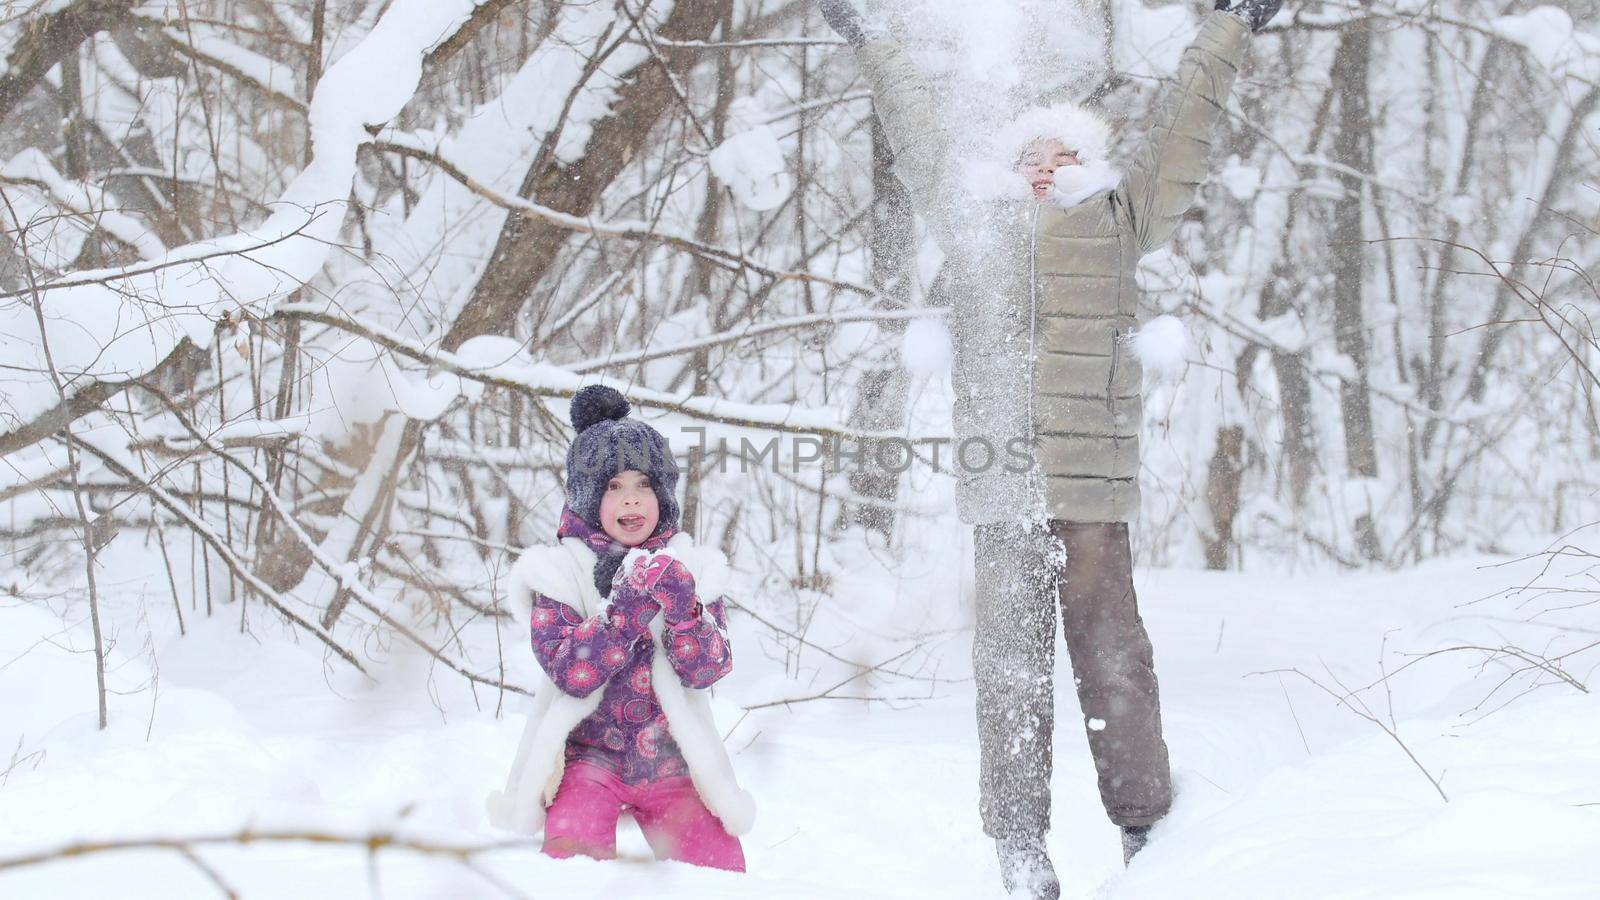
[818,1,1282,894]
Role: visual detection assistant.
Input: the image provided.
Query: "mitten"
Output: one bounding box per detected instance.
[608,556,662,636]
[1215,0,1282,31]
[645,556,701,625]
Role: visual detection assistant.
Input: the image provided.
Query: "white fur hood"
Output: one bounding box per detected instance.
[960,100,1123,209]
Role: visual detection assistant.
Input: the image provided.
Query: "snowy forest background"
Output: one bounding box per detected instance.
[2,0,1598,896]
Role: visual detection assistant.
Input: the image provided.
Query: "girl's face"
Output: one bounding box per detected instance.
[1017,138,1081,200]
[599,470,660,546]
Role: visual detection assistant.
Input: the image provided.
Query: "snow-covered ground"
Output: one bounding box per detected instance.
[4,528,1598,898]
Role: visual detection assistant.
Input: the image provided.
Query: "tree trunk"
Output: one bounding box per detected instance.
[841,114,915,539]
[678,0,735,539]
[0,0,137,124]
[1203,425,1245,570]
[443,0,724,352]
[1329,13,1378,484]
[1256,273,1317,509]
[1462,88,1599,403]
[1417,39,1504,459]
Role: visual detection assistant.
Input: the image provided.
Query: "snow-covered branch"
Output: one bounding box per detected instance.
[272,302,944,442]
[571,307,942,371]
[370,138,874,297]
[0,0,504,444]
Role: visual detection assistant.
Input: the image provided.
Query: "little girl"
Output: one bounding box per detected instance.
[487,385,754,870]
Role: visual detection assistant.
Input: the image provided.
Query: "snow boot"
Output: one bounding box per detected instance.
[1121,824,1151,865]
[996,836,1061,899]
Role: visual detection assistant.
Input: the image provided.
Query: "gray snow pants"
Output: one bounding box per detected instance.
[973,520,1173,837]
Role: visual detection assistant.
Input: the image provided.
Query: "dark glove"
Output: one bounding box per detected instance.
[1215,0,1282,31]
[817,0,867,47]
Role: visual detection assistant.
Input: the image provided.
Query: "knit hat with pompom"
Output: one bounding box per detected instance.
[565,385,680,535]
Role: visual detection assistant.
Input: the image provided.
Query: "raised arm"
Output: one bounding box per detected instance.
[1121,3,1277,255]
[819,0,954,203]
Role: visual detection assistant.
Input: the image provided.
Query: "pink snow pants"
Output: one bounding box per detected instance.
[541,761,746,872]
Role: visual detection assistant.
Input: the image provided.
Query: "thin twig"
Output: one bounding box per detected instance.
[1250,664,1449,802]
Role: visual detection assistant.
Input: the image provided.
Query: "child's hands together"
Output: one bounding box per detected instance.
[609,557,662,634]
[631,553,700,624]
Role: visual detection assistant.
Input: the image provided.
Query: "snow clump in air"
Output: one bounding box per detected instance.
[708,97,793,212]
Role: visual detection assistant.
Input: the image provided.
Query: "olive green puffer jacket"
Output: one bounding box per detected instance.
[857,11,1252,524]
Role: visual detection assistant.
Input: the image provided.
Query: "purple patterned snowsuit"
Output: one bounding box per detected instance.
[528,508,733,785]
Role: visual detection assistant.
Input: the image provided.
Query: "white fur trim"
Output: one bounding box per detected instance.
[485,533,753,837]
[960,100,1123,209]
[960,157,1122,210]
[993,101,1114,167]
[1128,314,1189,378]
[485,687,555,833]
[485,670,603,834]
[648,612,757,835]
[504,539,598,623]
[490,538,608,835]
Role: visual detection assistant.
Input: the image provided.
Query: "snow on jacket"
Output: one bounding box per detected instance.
[855,11,1253,525]
[485,532,756,837]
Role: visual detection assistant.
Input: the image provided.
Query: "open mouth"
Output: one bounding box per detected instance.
[617,514,647,531]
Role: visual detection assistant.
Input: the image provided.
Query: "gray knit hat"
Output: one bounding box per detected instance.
[565,385,680,533]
